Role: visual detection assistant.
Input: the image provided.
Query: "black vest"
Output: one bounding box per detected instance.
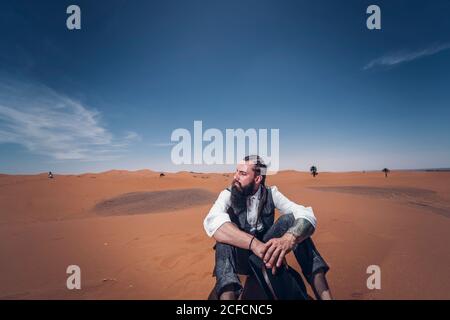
[227,185,275,239]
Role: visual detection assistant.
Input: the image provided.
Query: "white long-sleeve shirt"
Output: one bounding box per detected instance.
[203,185,317,237]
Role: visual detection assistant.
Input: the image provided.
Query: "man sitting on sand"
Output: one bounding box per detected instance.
[204,155,333,300]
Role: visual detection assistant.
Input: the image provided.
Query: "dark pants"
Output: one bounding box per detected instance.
[212,213,329,298]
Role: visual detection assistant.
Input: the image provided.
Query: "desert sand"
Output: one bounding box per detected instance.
[0,169,449,299]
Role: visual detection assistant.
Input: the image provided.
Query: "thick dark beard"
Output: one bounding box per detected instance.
[230,180,255,212]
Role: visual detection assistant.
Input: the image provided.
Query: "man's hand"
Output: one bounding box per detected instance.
[261,233,296,275]
[249,238,267,260]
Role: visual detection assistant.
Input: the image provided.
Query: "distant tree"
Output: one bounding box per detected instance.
[382,168,390,178]
[310,166,318,177]
[159,173,165,177]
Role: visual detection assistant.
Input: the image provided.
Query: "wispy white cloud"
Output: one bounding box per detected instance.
[364,43,450,70]
[123,131,142,142]
[0,81,140,161]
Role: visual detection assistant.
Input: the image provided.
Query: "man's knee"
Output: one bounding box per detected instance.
[276,213,295,226]
[263,213,295,242]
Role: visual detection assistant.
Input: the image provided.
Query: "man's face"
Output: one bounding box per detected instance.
[232,161,259,195]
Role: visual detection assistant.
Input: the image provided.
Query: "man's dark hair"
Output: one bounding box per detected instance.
[244,155,267,185]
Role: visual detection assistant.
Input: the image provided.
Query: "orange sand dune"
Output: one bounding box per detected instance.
[0,170,449,299]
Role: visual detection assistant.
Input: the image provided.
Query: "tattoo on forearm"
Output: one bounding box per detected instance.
[287,218,315,242]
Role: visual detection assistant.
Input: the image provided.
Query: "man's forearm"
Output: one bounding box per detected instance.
[286,218,315,244]
[213,222,254,250]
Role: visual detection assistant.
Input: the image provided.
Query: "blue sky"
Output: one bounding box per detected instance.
[0,0,449,173]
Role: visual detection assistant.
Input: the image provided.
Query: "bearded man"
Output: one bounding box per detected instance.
[203,155,333,300]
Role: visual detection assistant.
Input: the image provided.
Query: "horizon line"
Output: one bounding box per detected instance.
[1,167,450,176]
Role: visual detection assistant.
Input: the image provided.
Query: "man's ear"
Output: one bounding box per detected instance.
[254,175,262,185]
